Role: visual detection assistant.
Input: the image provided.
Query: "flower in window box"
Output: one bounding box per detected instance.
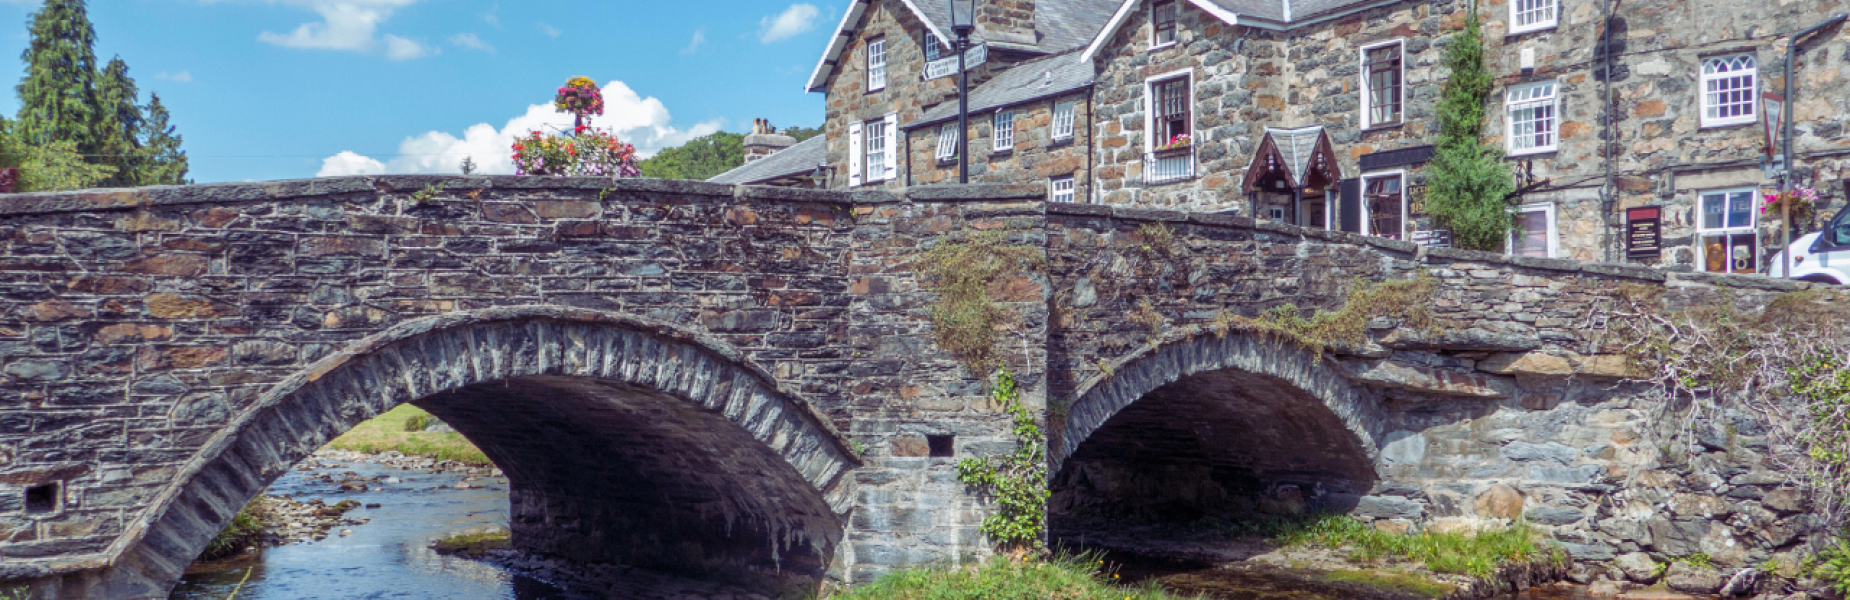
[1761,185,1817,221]
[1157,134,1192,151]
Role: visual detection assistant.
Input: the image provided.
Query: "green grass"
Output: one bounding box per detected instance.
[1321,569,1456,598]
[201,498,272,561]
[431,530,511,557]
[324,405,491,466]
[833,553,1198,599]
[1271,515,1560,579]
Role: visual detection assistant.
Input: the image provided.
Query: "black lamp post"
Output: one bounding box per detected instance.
[950,0,975,183]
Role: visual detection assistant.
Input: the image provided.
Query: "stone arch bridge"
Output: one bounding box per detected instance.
[0,177,1835,596]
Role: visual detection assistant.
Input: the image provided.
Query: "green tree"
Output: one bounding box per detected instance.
[0,118,113,191]
[1421,2,1515,251]
[638,131,744,180]
[782,125,823,142]
[95,56,143,187]
[17,0,102,155]
[136,93,187,185]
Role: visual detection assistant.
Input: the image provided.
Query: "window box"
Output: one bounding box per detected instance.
[1151,143,1192,159]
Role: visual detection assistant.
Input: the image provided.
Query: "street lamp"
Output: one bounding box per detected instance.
[1779,13,1846,278]
[950,0,975,183]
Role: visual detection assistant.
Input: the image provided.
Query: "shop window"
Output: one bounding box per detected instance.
[1362,173,1406,240]
[1700,55,1757,128]
[1699,188,1758,273]
[1511,0,1557,33]
[1361,41,1403,128]
[1507,81,1557,155]
[1152,0,1178,47]
[1509,203,1557,257]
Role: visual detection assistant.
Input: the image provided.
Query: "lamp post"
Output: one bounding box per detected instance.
[950,0,975,184]
[1779,13,1846,278]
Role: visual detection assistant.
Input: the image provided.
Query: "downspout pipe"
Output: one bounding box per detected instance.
[1780,13,1845,277]
[1601,0,1615,263]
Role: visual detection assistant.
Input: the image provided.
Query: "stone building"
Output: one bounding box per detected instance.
[772,0,1850,273]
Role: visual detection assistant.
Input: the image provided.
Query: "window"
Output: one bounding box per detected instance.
[993,110,1015,152]
[1361,42,1403,128]
[924,32,943,62]
[1052,100,1077,141]
[865,118,888,183]
[1152,0,1178,47]
[1145,73,1194,184]
[1510,0,1557,33]
[1701,55,1757,128]
[1509,203,1558,257]
[936,123,960,162]
[1050,176,1076,203]
[1506,81,1557,155]
[866,36,887,92]
[1153,78,1190,148]
[1698,188,1758,273]
[1362,172,1406,240]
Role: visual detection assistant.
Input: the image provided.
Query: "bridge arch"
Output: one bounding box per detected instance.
[1052,334,1382,526]
[93,307,858,597]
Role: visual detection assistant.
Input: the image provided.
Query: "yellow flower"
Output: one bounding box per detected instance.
[566,76,596,89]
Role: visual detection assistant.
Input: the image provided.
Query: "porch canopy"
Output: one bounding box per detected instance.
[1241,125,1342,194]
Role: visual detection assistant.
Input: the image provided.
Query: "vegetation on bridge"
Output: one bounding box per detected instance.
[918,230,1045,373]
[955,371,1049,551]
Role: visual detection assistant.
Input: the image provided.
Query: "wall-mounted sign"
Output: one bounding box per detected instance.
[1412,229,1452,248]
[1762,92,1784,159]
[1626,206,1662,260]
[923,45,987,81]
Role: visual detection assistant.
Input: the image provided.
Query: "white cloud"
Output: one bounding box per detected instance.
[316,80,725,177]
[536,22,561,38]
[758,4,819,43]
[681,28,706,55]
[155,70,194,83]
[449,32,494,53]
[383,35,434,60]
[240,0,433,59]
[481,2,499,27]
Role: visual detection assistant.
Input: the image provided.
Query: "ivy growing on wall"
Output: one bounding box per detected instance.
[955,371,1049,551]
[1422,2,1516,251]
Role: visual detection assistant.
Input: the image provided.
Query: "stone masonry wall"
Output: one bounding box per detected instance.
[906,91,1094,201]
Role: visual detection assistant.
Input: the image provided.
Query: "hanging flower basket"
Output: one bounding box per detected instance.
[1762,185,1818,222]
[554,76,605,119]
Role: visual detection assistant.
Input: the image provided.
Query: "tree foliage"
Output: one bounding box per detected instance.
[16,0,100,153]
[638,131,744,180]
[782,125,823,142]
[1421,2,1515,251]
[95,56,141,187]
[136,93,188,186]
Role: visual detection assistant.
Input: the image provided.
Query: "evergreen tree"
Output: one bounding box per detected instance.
[1422,2,1516,251]
[16,0,102,155]
[460,155,477,175]
[95,56,143,187]
[137,93,187,185]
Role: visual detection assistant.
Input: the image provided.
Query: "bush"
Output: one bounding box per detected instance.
[1815,534,1850,595]
[201,498,271,561]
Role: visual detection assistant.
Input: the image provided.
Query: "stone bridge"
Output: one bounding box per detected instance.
[0,176,1837,597]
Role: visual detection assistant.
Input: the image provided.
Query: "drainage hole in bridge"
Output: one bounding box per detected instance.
[927,435,955,458]
[25,483,58,514]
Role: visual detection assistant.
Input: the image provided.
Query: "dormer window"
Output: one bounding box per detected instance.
[867,36,887,92]
[1151,0,1177,48]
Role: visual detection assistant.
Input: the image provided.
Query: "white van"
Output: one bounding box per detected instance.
[1768,204,1850,285]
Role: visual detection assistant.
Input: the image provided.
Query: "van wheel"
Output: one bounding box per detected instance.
[1798,275,1845,286]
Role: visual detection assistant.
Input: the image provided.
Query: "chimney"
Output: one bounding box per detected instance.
[977,0,1037,47]
[743,118,796,164]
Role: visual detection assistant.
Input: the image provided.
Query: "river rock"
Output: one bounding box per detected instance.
[1614,552,1658,583]
[1761,489,1805,514]
[1353,495,1423,520]
[1664,562,1723,594]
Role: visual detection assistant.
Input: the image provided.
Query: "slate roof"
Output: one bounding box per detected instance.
[706,135,827,186]
[808,0,1120,92]
[1264,125,1324,184]
[1081,0,1403,60]
[906,50,1093,129]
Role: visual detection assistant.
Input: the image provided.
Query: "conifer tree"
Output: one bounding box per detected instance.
[96,56,144,187]
[1421,2,1515,251]
[137,93,187,185]
[16,0,102,154]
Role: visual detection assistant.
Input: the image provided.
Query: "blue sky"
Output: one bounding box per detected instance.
[0,0,842,182]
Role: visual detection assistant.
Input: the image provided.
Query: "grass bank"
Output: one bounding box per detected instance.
[1244,514,1562,579]
[323,405,491,466]
[832,553,1199,599]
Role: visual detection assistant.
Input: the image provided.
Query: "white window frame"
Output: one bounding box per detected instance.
[1359,39,1406,129]
[1052,99,1077,141]
[1700,54,1757,128]
[1509,0,1558,34]
[993,110,1015,152]
[1506,80,1558,156]
[1507,202,1559,258]
[1143,69,1194,153]
[1360,170,1409,240]
[1150,0,1178,49]
[866,36,887,92]
[935,123,960,162]
[924,32,943,62]
[860,114,895,185]
[1696,187,1760,273]
[1050,176,1076,203]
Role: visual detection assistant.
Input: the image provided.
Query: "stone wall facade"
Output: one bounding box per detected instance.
[905,91,1094,201]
